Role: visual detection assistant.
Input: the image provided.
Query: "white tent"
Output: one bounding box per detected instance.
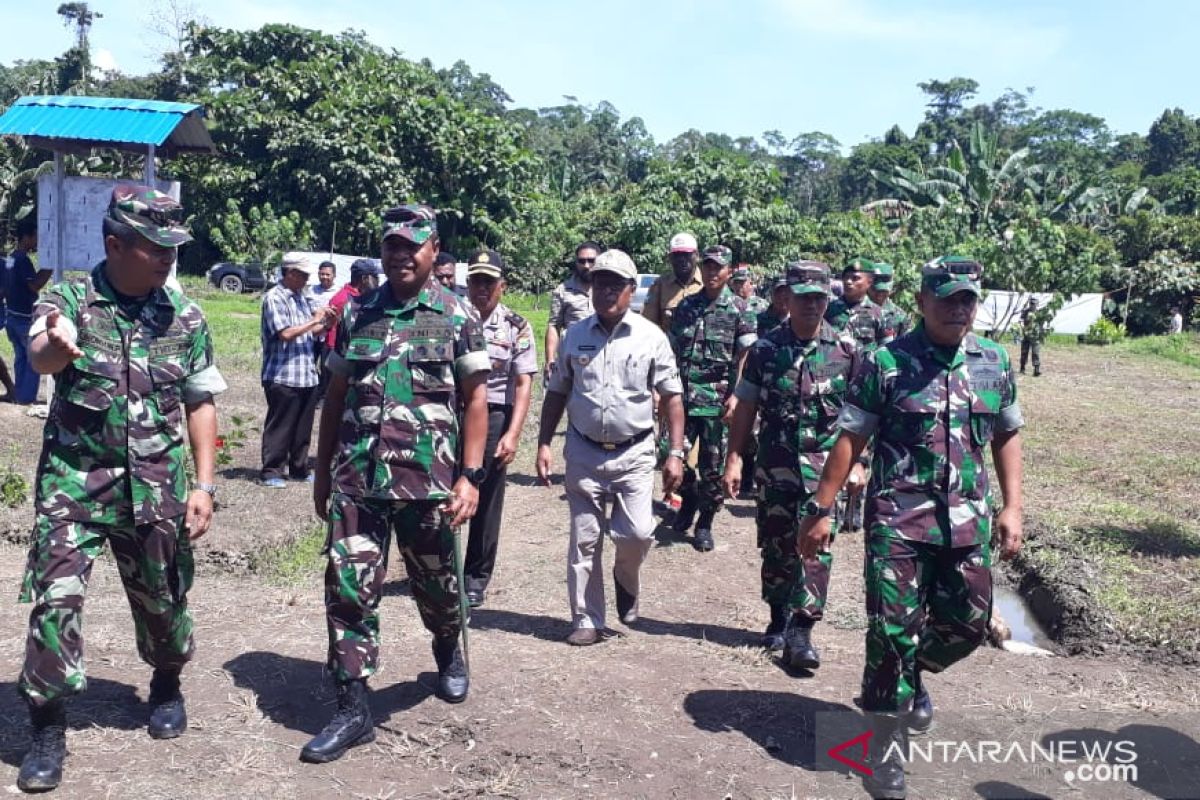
[975,291,1105,336]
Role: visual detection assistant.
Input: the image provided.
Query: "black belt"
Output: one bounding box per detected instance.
[572,425,652,451]
[487,402,512,412]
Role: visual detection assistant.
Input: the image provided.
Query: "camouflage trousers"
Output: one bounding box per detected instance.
[755,474,833,621]
[324,493,461,683]
[834,488,865,532]
[679,415,727,516]
[860,535,992,713]
[18,514,195,707]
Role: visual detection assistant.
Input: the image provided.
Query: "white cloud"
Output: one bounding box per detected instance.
[771,0,1065,64]
[93,48,120,74]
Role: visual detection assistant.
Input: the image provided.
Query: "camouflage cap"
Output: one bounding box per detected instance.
[731,265,752,282]
[770,274,789,290]
[701,245,733,267]
[466,248,506,279]
[842,256,875,275]
[785,259,832,296]
[107,184,192,247]
[871,261,895,290]
[381,204,437,244]
[921,255,983,298]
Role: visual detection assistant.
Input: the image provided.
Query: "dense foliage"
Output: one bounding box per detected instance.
[1,12,1197,332]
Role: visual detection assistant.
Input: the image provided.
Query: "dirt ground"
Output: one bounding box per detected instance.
[0,343,1198,798]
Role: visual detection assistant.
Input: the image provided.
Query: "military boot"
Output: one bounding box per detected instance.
[433,636,469,704]
[18,700,67,793]
[782,615,820,670]
[300,679,374,763]
[692,509,715,552]
[759,603,786,651]
[863,712,907,799]
[671,488,698,534]
[907,670,933,736]
[147,668,187,740]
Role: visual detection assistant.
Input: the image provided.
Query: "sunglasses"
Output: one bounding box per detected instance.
[576,257,596,265]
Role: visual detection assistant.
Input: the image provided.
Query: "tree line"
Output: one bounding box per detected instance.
[2,11,1199,334]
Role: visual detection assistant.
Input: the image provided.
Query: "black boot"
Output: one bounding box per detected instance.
[782,615,820,670]
[863,712,907,799]
[759,604,786,650]
[300,679,374,763]
[614,569,638,625]
[672,488,698,533]
[908,670,933,736]
[692,509,715,552]
[18,701,66,793]
[433,636,469,704]
[147,668,187,740]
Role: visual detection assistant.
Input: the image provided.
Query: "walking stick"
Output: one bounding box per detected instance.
[448,511,470,675]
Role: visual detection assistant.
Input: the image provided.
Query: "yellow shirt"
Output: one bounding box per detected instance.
[641,270,704,332]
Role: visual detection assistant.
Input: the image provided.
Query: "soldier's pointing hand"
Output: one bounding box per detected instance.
[44,309,84,360]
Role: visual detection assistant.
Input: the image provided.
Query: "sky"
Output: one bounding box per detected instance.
[5,0,1198,150]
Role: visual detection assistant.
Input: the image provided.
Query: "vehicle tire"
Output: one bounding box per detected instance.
[219,274,244,293]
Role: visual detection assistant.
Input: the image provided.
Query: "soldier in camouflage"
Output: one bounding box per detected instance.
[1019,297,1050,376]
[667,245,758,551]
[798,255,1024,799]
[15,185,227,792]
[756,275,790,337]
[723,262,860,666]
[868,261,911,341]
[303,204,491,764]
[732,265,768,315]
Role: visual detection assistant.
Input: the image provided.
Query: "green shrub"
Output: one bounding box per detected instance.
[1083,318,1126,345]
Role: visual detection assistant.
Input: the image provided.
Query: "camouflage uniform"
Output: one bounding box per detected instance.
[745,294,769,315]
[878,298,911,341]
[642,270,704,333]
[668,284,758,517]
[1019,302,1050,375]
[756,306,788,338]
[549,274,593,335]
[19,258,227,706]
[824,295,890,350]
[736,320,859,619]
[837,313,1023,713]
[322,274,489,682]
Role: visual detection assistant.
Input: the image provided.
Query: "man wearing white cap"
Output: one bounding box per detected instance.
[259,253,335,487]
[537,249,685,646]
[642,232,704,332]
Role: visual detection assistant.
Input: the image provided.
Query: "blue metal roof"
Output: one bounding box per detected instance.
[0,95,215,154]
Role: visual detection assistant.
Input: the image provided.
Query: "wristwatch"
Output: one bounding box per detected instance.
[462,466,486,487]
[801,499,833,519]
[668,449,688,460]
[193,482,217,499]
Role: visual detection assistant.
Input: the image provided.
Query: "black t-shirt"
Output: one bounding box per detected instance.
[5,250,40,317]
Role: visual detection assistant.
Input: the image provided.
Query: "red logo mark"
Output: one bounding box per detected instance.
[828,730,874,776]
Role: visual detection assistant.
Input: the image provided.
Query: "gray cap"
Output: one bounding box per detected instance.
[592,249,637,281]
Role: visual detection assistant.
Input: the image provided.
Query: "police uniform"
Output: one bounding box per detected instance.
[735,263,859,658]
[19,188,226,710]
[547,251,682,633]
[667,246,757,547]
[464,251,538,601]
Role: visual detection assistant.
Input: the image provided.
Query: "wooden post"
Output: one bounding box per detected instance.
[146,144,156,185]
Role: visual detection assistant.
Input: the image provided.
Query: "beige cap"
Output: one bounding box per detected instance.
[280,252,316,276]
[591,249,637,281]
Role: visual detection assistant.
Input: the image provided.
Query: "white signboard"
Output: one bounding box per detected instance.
[38,175,180,278]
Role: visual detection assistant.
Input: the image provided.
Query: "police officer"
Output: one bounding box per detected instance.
[16,185,227,791]
[545,241,598,376]
[305,204,491,763]
[668,245,758,551]
[868,261,911,341]
[642,232,704,332]
[798,255,1024,799]
[723,262,860,662]
[463,248,538,607]
[536,249,685,646]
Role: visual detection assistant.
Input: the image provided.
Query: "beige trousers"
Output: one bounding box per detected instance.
[563,429,656,630]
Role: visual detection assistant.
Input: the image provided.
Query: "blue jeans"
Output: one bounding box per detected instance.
[6,315,39,403]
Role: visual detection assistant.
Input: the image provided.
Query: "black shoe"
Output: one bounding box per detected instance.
[147,668,187,740]
[466,588,485,608]
[672,490,698,533]
[908,674,933,736]
[863,712,907,799]
[1033,371,1042,377]
[759,604,786,651]
[300,680,375,763]
[18,701,66,793]
[693,528,714,551]
[433,637,469,704]
[782,616,820,670]
[614,571,638,624]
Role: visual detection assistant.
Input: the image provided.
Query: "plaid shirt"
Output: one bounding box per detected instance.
[261,283,319,387]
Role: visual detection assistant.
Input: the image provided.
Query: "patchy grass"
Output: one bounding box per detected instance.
[251,520,327,583]
[1116,332,1200,369]
[1010,339,1200,662]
